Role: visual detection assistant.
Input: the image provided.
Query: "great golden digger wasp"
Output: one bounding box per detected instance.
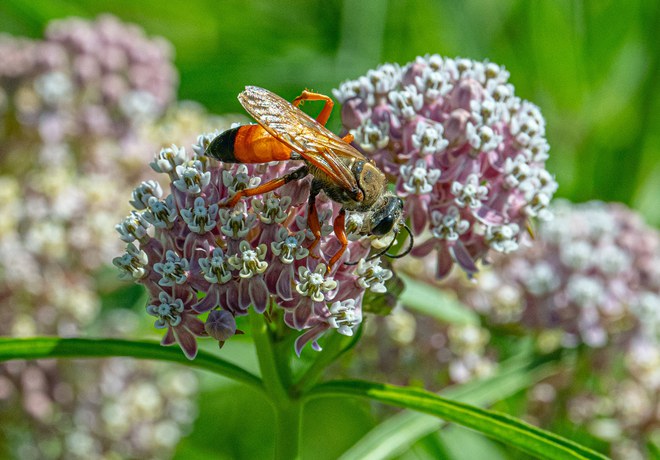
[205,86,413,272]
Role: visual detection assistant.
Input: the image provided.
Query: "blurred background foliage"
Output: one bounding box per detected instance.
[1,0,659,458]
[2,0,658,222]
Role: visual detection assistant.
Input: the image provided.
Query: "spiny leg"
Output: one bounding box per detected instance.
[225,165,308,207]
[306,180,323,255]
[327,208,348,273]
[292,90,335,126]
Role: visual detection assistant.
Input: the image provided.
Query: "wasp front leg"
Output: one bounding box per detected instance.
[225,165,308,208]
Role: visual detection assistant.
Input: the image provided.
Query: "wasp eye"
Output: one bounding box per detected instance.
[372,214,395,236]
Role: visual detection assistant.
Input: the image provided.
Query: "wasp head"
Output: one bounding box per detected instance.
[346,192,414,266]
[368,192,404,236]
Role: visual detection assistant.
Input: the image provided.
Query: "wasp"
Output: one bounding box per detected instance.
[205,86,413,272]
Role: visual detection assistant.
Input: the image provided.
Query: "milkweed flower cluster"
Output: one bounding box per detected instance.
[449,200,660,348]
[334,55,557,278]
[0,18,228,458]
[0,312,197,460]
[1,15,176,146]
[0,15,180,336]
[525,335,660,460]
[0,17,236,333]
[443,200,660,459]
[335,308,496,391]
[561,337,660,460]
[115,133,394,358]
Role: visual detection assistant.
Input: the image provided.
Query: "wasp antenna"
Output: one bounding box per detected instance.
[385,223,414,259]
[344,245,391,266]
[345,230,399,266]
[344,224,414,266]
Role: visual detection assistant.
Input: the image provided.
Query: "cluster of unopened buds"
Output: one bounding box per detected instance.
[334,55,557,278]
[115,132,394,358]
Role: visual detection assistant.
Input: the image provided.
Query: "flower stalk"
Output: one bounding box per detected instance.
[249,309,303,459]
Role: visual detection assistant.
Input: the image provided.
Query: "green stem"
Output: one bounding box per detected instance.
[291,329,351,396]
[274,397,303,460]
[249,310,302,459]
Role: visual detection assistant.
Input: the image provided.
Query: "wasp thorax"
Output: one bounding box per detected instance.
[355,161,388,207]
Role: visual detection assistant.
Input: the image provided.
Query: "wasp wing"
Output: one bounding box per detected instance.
[238,86,363,194]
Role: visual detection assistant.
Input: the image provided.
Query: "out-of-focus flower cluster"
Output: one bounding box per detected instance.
[0,16,240,337]
[0,16,237,459]
[333,308,496,391]
[334,55,557,278]
[0,311,198,460]
[115,133,395,358]
[448,200,660,349]
[563,338,660,460]
[1,14,176,156]
[525,335,660,460]
[440,199,660,459]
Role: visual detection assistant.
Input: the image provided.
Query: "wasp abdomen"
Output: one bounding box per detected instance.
[206,126,241,162]
[206,125,293,164]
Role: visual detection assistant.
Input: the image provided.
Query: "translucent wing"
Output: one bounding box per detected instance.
[238,86,364,193]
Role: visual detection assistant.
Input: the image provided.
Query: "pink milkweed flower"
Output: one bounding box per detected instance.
[334,55,557,278]
[116,131,395,358]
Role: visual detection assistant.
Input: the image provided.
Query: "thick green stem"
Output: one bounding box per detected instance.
[249,310,302,459]
[274,397,303,460]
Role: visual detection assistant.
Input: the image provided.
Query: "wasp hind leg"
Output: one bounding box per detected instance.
[327,208,348,273]
[225,165,308,208]
[306,181,323,257]
[292,90,335,127]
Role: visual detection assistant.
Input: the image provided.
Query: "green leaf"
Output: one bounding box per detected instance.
[648,439,660,460]
[338,347,560,460]
[399,273,479,325]
[0,337,263,390]
[439,425,508,460]
[309,379,608,460]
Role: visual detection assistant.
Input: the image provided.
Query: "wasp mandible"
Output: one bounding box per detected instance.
[205,86,412,272]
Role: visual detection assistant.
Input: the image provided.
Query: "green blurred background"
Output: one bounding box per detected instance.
[2,1,659,458]
[2,0,658,223]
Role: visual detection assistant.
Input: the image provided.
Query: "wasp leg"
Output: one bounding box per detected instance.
[292,90,334,127]
[327,208,348,273]
[341,133,354,143]
[306,180,323,256]
[225,165,308,207]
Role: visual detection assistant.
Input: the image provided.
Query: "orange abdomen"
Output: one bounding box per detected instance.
[205,124,293,164]
[234,125,292,163]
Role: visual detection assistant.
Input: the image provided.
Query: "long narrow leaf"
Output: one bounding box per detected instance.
[0,337,263,390]
[339,348,557,460]
[399,273,479,325]
[309,379,608,460]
